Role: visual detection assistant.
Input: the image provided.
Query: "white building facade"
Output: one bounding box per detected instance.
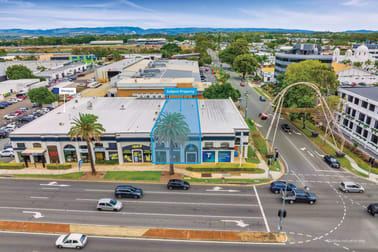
[337,67,377,85]
[337,87,378,155]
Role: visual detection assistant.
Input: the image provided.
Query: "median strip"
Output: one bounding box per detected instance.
[0,220,286,243]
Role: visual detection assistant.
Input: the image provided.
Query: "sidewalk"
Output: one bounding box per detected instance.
[319,135,378,183]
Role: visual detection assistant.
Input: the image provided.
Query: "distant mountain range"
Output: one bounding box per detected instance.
[0,26,377,37]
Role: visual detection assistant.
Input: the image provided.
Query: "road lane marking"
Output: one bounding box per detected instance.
[0,231,286,245]
[0,206,264,219]
[84,189,255,197]
[307,151,314,157]
[253,186,270,232]
[30,196,48,199]
[41,188,59,190]
[76,198,258,207]
[221,220,249,228]
[206,186,240,192]
[22,211,44,219]
[39,181,70,187]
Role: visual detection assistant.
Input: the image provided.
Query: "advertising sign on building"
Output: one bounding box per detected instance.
[203,151,215,162]
[164,88,197,96]
[218,151,231,162]
[59,88,77,95]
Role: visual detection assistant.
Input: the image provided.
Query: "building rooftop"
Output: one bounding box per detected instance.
[11,97,248,137]
[340,86,378,102]
[332,62,353,72]
[0,79,41,93]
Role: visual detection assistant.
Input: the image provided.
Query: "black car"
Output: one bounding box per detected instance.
[167,179,190,190]
[114,185,143,199]
[367,203,378,216]
[281,124,291,132]
[0,130,9,138]
[270,181,296,194]
[259,96,266,102]
[19,115,35,123]
[324,154,340,169]
[282,189,317,205]
[33,111,43,117]
[0,104,5,109]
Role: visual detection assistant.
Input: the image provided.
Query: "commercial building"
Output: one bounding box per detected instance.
[258,67,275,83]
[89,40,124,45]
[34,62,88,81]
[94,58,144,82]
[10,97,249,166]
[111,59,210,98]
[352,43,378,61]
[274,44,332,78]
[333,44,374,64]
[332,62,377,85]
[127,38,167,46]
[336,87,378,156]
[0,79,46,101]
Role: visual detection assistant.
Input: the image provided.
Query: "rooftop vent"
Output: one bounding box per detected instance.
[75,99,78,103]
[120,104,125,110]
[87,101,93,110]
[59,122,64,126]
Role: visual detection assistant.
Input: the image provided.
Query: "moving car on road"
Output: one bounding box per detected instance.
[324,154,340,169]
[56,233,88,249]
[115,185,143,199]
[339,182,364,193]
[281,124,291,133]
[270,181,296,194]
[240,82,245,87]
[96,198,123,211]
[367,203,378,216]
[259,113,268,120]
[259,96,266,102]
[167,179,190,190]
[282,189,317,204]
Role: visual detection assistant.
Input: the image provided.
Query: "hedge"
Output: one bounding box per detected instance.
[46,164,72,170]
[95,159,119,165]
[187,163,264,173]
[0,162,25,169]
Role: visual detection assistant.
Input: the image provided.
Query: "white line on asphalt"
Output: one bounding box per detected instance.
[0,206,263,219]
[0,231,286,246]
[307,151,314,157]
[30,196,48,199]
[40,188,59,190]
[76,198,258,207]
[253,186,270,232]
[84,189,255,197]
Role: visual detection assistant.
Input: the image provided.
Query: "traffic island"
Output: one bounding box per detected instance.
[0,220,287,243]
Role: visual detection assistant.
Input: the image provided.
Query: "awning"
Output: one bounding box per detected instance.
[22,148,46,155]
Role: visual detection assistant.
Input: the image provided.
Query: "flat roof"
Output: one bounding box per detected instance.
[11,97,248,137]
[0,79,41,93]
[340,87,378,102]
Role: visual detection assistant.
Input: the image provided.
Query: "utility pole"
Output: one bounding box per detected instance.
[369,157,375,178]
[244,90,249,119]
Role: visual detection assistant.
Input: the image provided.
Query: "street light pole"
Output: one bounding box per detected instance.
[244,90,248,119]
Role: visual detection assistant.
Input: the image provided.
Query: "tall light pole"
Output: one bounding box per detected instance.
[244,90,249,119]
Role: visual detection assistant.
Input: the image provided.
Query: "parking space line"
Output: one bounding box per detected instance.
[253,186,270,232]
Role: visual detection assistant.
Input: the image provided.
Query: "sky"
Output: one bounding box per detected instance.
[0,0,377,31]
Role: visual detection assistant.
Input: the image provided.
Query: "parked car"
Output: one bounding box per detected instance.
[32,103,41,108]
[339,182,364,193]
[282,189,317,204]
[77,73,85,77]
[323,154,340,169]
[114,185,143,199]
[281,124,291,133]
[167,179,190,190]
[0,149,14,157]
[14,110,24,115]
[0,104,5,109]
[96,198,123,211]
[16,96,26,101]
[240,82,245,87]
[259,113,268,120]
[33,111,43,117]
[0,102,9,107]
[4,113,18,120]
[3,142,12,150]
[367,203,378,216]
[0,130,9,138]
[18,107,29,112]
[8,98,18,104]
[259,96,266,102]
[69,77,77,81]
[56,233,88,249]
[19,115,35,123]
[270,181,296,194]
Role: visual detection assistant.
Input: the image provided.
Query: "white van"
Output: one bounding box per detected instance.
[87,82,102,88]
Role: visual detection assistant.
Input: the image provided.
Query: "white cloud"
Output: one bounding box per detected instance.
[342,0,368,6]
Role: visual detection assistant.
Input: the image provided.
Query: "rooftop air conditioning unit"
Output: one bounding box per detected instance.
[120,105,125,110]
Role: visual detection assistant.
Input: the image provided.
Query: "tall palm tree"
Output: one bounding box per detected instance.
[153,112,190,175]
[68,113,105,175]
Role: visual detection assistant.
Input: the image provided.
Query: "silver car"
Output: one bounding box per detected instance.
[96,198,123,211]
[339,182,364,193]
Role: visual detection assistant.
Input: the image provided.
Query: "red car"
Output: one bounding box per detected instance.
[211,69,215,74]
[17,96,26,100]
[259,113,268,120]
[240,82,245,87]
[14,110,24,115]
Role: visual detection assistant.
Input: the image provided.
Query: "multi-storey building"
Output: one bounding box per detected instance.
[337,87,378,156]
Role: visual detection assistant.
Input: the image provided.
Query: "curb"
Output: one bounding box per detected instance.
[0,220,287,243]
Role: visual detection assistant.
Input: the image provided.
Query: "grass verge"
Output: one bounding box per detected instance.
[103,171,161,181]
[246,146,260,164]
[184,177,269,184]
[14,172,84,179]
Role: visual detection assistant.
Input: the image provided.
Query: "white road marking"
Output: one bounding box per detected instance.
[30,196,48,199]
[307,151,314,157]
[293,130,301,135]
[221,220,249,228]
[300,147,306,151]
[39,181,70,187]
[255,123,262,128]
[315,151,325,158]
[0,231,286,245]
[84,189,254,197]
[253,186,270,232]
[206,186,240,192]
[0,206,263,219]
[76,198,258,207]
[40,188,59,190]
[22,211,43,219]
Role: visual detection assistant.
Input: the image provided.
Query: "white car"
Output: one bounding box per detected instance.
[56,233,88,249]
[0,149,14,157]
[96,198,123,211]
[339,181,365,193]
[3,113,18,120]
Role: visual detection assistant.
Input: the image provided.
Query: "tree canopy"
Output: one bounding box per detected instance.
[203,82,241,102]
[6,65,45,81]
[233,54,258,79]
[160,43,182,58]
[219,39,249,65]
[28,87,59,105]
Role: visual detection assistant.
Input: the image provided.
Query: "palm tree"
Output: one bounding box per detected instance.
[68,113,105,175]
[153,112,190,175]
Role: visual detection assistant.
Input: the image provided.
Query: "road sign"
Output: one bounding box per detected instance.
[59,88,76,95]
[78,160,83,170]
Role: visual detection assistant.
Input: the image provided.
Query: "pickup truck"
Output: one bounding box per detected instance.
[282,189,317,205]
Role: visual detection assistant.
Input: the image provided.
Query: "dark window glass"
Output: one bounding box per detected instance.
[354,98,359,105]
[17,143,25,148]
[108,143,117,149]
[346,107,351,114]
[371,134,378,144]
[341,93,346,99]
[363,130,368,138]
[356,126,362,134]
[369,104,375,112]
[361,101,368,108]
[352,109,356,116]
[343,119,349,126]
[348,95,353,102]
[349,122,354,129]
[358,113,365,121]
[366,116,371,125]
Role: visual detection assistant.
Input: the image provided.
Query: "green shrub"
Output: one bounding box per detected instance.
[246,146,260,163]
[46,164,72,170]
[187,163,263,173]
[0,162,25,169]
[95,159,119,165]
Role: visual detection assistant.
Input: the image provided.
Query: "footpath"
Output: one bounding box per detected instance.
[0,220,286,243]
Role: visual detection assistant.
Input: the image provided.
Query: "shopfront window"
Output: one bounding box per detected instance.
[33,143,42,148]
[63,145,77,162]
[109,152,119,162]
[218,151,231,162]
[47,145,59,163]
[203,151,215,162]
